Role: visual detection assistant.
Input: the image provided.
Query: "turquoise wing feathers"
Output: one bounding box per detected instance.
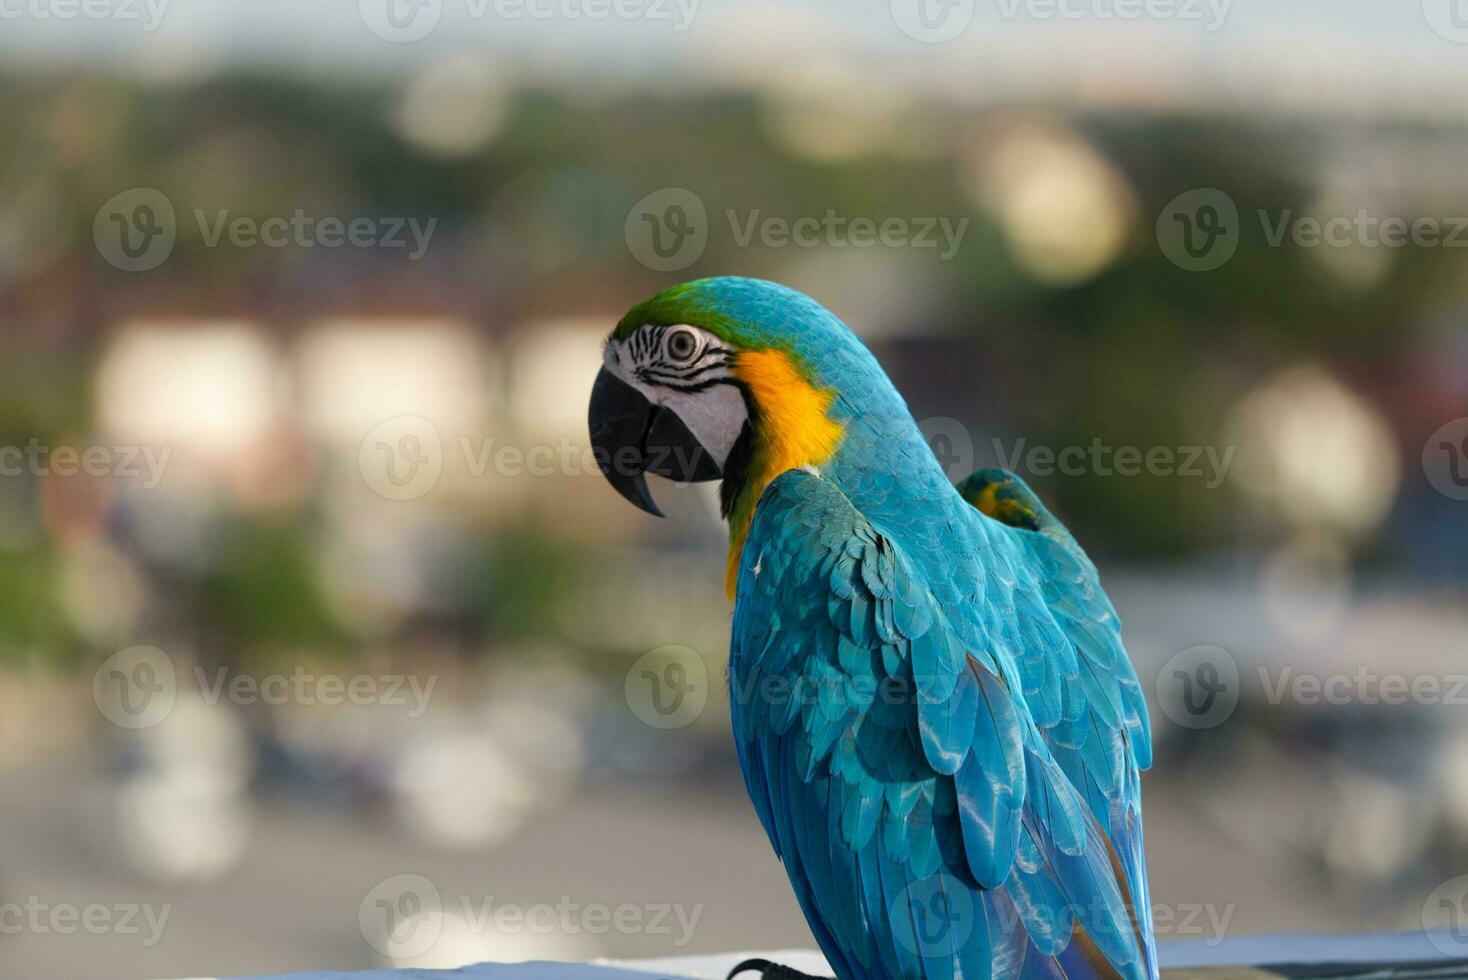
[729,469,1156,980]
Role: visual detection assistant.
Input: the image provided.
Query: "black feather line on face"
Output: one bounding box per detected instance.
[651,376,745,395]
[636,339,735,389]
[628,326,647,361]
[646,350,730,372]
[640,360,731,386]
[639,325,667,362]
[680,359,734,381]
[719,417,756,520]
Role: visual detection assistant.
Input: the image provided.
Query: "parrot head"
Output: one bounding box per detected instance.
[592,277,846,516]
[589,277,908,590]
[587,311,741,520]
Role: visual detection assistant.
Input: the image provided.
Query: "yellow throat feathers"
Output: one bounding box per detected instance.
[725,347,845,598]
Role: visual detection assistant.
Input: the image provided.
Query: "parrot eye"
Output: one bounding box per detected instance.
[665,328,699,363]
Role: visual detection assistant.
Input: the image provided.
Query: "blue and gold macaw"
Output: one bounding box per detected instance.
[589,278,1156,980]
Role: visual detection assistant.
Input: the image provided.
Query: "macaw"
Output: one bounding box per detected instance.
[588,277,1156,980]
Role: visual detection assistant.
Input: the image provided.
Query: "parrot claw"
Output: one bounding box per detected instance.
[724,958,834,980]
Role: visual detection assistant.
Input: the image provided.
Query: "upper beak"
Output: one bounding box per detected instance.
[588,367,721,518]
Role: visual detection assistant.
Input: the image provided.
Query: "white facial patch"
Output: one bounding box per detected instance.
[603,324,748,470]
[659,382,748,468]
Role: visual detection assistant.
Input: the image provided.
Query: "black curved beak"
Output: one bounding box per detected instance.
[589,368,722,518]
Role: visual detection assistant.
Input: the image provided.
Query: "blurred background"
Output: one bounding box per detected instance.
[2,1,1468,976]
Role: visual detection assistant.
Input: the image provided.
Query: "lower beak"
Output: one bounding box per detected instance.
[588,368,722,517]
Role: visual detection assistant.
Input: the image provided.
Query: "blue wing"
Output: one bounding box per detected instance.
[729,469,1155,980]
